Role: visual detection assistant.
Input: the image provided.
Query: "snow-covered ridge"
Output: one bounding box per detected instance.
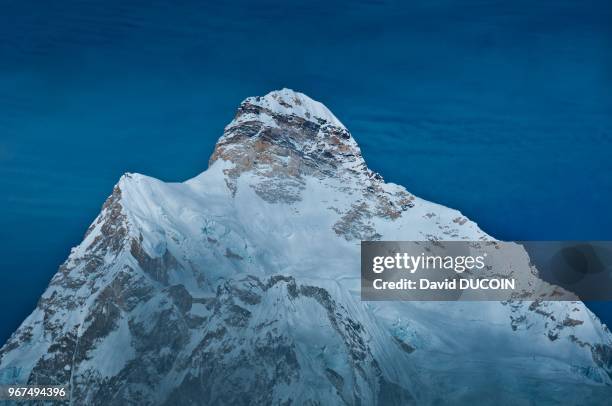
[1,90,611,405]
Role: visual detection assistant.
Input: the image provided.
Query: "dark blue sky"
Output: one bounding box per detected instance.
[1,0,611,343]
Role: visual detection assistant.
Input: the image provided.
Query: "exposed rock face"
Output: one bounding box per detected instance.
[210,90,414,218]
[1,89,611,405]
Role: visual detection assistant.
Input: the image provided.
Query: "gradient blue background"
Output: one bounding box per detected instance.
[1,0,611,343]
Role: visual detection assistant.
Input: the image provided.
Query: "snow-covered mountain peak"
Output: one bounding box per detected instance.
[212,89,358,166]
[206,90,376,200]
[244,88,345,129]
[2,90,612,405]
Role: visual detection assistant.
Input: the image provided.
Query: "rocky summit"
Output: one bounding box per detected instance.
[1,89,611,405]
